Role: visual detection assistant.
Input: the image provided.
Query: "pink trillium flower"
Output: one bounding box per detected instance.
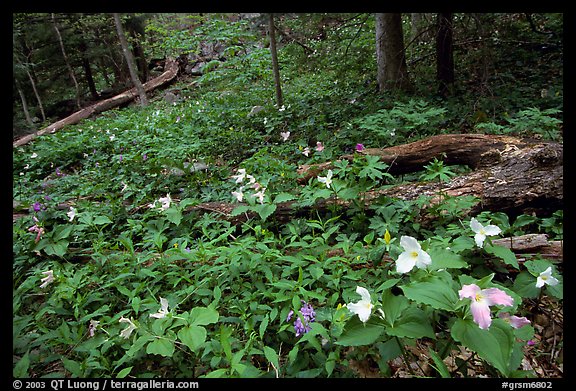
[498,312,530,329]
[315,141,324,152]
[459,284,514,329]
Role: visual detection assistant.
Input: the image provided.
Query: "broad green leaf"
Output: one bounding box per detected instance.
[451,318,515,376]
[93,215,113,225]
[449,236,476,252]
[126,335,154,357]
[273,192,297,203]
[381,289,409,326]
[116,366,133,378]
[62,358,82,376]
[178,325,207,352]
[512,271,540,298]
[146,338,175,357]
[253,203,277,221]
[230,205,251,216]
[13,351,30,378]
[259,315,269,340]
[263,346,280,372]
[165,207,182,226]
[428,247,468,269]
[400,276,459,311]
[485,244,519,269]
[204,368,229,378]
[385,307,435,339]
[336,316,385,346]
[189,307,219,326]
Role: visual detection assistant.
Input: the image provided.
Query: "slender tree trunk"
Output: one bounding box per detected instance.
[436,12,455,97]
[24,64,46,122]
[375,13,411,92]
[269,13,283,107]
[113,13,148,107]
[15,79,34,127]
[51,13,81,110]
[78,39,99,100]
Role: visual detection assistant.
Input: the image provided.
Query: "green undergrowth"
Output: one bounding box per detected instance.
[13,15,563,379]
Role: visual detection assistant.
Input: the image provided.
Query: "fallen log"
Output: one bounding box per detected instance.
[297,133,553,180]
[492,234,563,262]
[186,133,563,222]
[13,57,180,148]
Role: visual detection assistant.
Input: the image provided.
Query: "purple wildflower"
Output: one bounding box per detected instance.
[142,154,148,161]
[287,301,316,337]
[33,202,42,212]
[356,143,365,152]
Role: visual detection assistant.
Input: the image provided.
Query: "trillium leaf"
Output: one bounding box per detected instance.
[146,338,175,357]
[273,192,297,203]
[400,276,459,311]
[512,271,540,298]
[385,307,435,339]
[189,307,219,326]
[336,316,386,346]
[165,207,182,226]
[428,248,468,269]
[177,325,207,352]
[451,318,515,376]
[253,203,277,221]
[484,244,519,270]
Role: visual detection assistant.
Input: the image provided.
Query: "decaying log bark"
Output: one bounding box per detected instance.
[13,58,179,148]
[492,234,563,262]
[186,133,562,223]
[297,133,554,180]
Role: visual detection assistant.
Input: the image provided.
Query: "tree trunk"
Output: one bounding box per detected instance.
[15,79,34,127]
[184,134,562,224]
[78,38,99,100]
[436,12,455,97]
[13,58,179,148]
[269,13,283,108]
[375,13,411,92]
[51,13,81,110]
[113,13,148,107]
[25,67,46,122]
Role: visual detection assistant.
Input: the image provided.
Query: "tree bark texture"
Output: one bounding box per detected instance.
[113,13,148,107]
[375,13,411,92]
[13,58,179,148]
[269,13,284,108]
[436,12,455,97]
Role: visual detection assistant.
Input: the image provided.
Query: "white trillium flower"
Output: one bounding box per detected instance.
[158,194,171,210]
[40,270,54,289]
[396,235,432,273]
[119,317,137,339]
[536,267,559,288]
[346,286,374,323]
[67,207,77,222]
[150,297,170,319]
[280,131,290,141]
[232,168,247,184]
[251,188,266,204]
[317,169,333,189]
[232,188,244,202]
[302,147,311,157]
[470,217,501,248]
[31,152,38,158]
